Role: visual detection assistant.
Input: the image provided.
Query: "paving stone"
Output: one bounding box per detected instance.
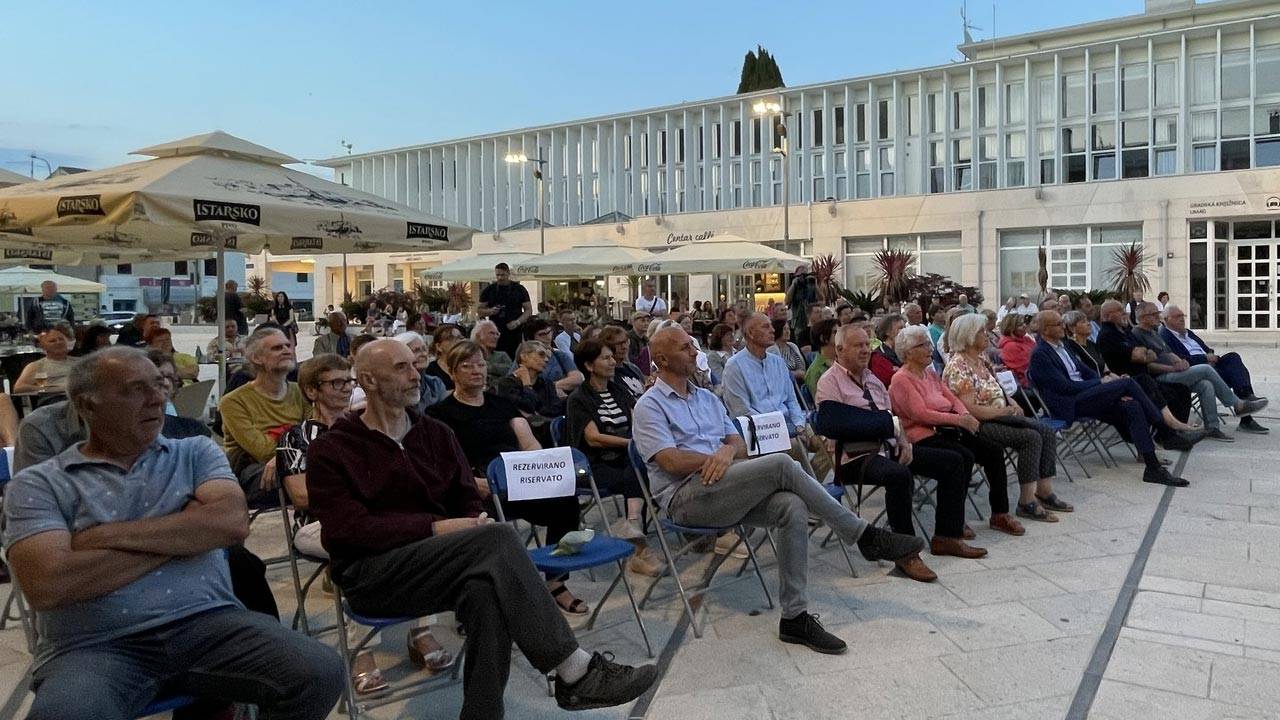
[1244,619,1280,651]
[1090,679,1277,720]
[758,658,983,720]
[1130,589,1203,613]
[1126,599,1245,645]
[1209,653,1280,711]
[1145,552,1280,595]
[927,601,1064,652]
[1070,527,1144,555]
[658,626,801,698]
[928,695,1070,720]
[784,615,962,674]
[936,566,1068,606]
[1152,530,1251,563]
[1026,553,1132,593]
[939,635,1093,705]
[1103,635,1214,697]
[1138,574,1206,598]
[1204,584,1280,610]
[1117,626,1245,658]
[1202,598,1280,625]
[1023,589,1119,636]
[645,684,774,720]
[846,576,970,620]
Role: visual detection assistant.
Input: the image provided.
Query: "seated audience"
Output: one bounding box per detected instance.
[1129,301,1266,441]
[704,322,735,386]
[996,297,1016,322]
[144,326,198,381]
[1028,310,1202,487]
[13,324,75,395]
[308,340,656,716]
[554,308,582,355]
[634,325,924,655]
[794,303,825,354]
[890,325,1027,536]
[1095,300,1196,426]
[114,312,155,347]
[816,326,979,582]
[494,341,564,439]
[626,310,652,369]
[565,339,664,576]
[767,319,807,382]
[4,347,342,719]
[1014,294,1037,317]
[601,325,648,399]
[72,324,115,357]
[979,309,1002,366]
[902,302,925,327]
[525,318,586,397]
[218,327,308,505]
[470,319,513,385]
[206,319,248,369]
[1161,304,1267,434]
[0,394,16,447]
[148,351,211,439]
[943,315,1072,522]
[428,340,591,615]
[803,318,839,399]
[394,331,449,412]
[312,310,354,358]
[426,323,464,390]
[996,313,1035,385]
[869,313,905,388]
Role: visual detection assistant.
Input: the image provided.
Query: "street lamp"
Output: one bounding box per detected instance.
[752,98,790,247]
[504,149,548,255]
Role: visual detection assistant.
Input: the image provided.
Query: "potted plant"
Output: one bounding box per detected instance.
[1106,242,1151,304]
[873,248,915,307]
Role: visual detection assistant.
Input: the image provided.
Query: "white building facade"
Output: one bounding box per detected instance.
[319,0,1280,331]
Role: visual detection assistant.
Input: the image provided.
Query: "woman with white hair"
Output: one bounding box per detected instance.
[943,314,1072,523]
[394,331,449,412]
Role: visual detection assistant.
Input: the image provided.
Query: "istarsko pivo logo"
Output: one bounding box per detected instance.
[3,249,52,261]
[56,195,105,217]
[192,199,261,226]
[407,222,449,240]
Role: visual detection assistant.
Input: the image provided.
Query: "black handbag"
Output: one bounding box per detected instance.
[812,400,895,442]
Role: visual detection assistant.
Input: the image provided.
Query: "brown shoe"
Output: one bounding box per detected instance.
[894,553,938,583]
[929,536,989,559]
[962,524,976,540]
[989,513,1026,536]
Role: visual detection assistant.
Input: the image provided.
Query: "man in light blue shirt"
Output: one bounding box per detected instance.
[632,326,923,656]
[722,312,818,478]
[3,347,342,720]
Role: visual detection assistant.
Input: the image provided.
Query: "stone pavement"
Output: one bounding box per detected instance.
[0,333,1274,719]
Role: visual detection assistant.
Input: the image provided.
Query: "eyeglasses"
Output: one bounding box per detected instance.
[159,372,181,385]
[317,378,357,391]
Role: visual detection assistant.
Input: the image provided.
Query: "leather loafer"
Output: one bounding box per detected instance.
[989,513,1026,536]
[929,536,988,559]
[962,524,976,540]
[895,553,938,583]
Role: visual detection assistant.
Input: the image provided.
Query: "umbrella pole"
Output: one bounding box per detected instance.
[216,245,226,399]
[342,253,348,303]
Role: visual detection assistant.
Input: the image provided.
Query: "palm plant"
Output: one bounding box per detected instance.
[1106,242,1151,300]
[809,253,843,304]
[446,282,472,313]
[873,248,915,306]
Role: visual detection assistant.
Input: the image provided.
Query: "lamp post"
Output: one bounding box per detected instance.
[504,149,548,255]
[752,98,790,247]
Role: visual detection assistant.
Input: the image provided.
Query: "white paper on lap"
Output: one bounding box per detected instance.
[502,446,577,501]
[735,411,791,457]
[995,370,1020,396]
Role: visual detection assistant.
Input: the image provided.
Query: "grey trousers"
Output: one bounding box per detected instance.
[1158,365,1239,429]
[667,453,869,618]
[976,417,1057,485]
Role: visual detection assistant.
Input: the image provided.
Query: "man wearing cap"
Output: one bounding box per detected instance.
[478,263,532,358]
[627,310,652,368]
[1015,294,1036,317]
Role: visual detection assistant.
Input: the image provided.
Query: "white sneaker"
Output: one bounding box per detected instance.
[609,518,645,541]
[714,531,751,559]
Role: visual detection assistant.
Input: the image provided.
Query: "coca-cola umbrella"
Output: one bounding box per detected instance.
[0,130,476,391]
[632,235,808,274]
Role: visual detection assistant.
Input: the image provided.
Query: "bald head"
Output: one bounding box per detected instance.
[742,312,773,352]
[649,325,697,378]
[356,338,421,411]
[328,311,348,334]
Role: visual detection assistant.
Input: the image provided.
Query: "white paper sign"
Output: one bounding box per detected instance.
[995,370,1020,396]
[736,411,792,457]
[502,446,577,501]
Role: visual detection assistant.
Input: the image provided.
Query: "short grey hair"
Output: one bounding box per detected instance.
[895,324,931,353]
[244,327,287,370]
[834,322,867,347]
[515,340,548,362]
[1163,304,1184,317]
[67,346,150,408]
[471,319,498,340]
[1061,310,1088,330]
[647,318,677,340]
[394,331,426,348]
[947,314,988,353]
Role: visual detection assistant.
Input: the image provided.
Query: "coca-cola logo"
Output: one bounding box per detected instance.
[742,259,771,270]
[189,232,237,249]
[290,236,324,250]
[3,248,52,260]
[407,222,449,240]
[56,194,105,217]
[636,262,663,272]
[193,199,261,225]
[514,265,539,274]
[610,264,634,273]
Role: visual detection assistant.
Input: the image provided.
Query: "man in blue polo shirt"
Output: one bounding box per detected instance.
[633,326,923,656]
[3,347,342,720]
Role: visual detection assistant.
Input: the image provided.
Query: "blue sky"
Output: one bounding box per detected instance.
[2,0,1142,178]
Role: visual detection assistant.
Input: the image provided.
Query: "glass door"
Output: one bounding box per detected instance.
[1233,243,1276,329]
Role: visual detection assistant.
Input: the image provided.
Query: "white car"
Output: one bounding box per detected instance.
[92,311,138,331]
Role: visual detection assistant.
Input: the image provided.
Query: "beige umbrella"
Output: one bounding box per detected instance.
[0,266,105,293]
[420,252,541,282]
[638,235,808,274]
[0,168,34,188]
[513,242,654,278]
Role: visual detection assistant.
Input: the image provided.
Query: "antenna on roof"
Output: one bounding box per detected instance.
[339,140,353,155]
[961,0,982,45]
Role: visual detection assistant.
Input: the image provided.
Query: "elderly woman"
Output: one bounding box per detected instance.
[144,326,198,381]
[565,339,664,576]
[470,319,513,385]
[394,331,449,412]
[493,340,564,444]
[704,322,734,385]
[869,313,905,388]
[996,312,1036,385]
[943,315,1072,522]
[600,324,648,399]
[889,324,1028,537]
[426,323,463,389]
[979,309,1002,366]
[427,340,590,615]
[767,319,807,382]
[13,324,75,394]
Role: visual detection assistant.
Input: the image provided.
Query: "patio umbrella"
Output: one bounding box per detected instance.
[0,130,476,392]
[0,168,34,188]
[0,266,105,293]
[513,242,654,278]
[420,252,540,282]
[638,235,808,274]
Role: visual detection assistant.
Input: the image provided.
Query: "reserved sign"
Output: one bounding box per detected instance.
[736,411,791,457]
[502,447,576,501]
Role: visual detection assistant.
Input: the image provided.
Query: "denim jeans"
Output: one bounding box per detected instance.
[1158,365,1240,428]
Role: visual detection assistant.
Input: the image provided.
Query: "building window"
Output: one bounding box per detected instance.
[174,261,188,275]
[929,141,945,193]
[1221,140,1250,170]
[878,146,894,195]
[697,126,705,161]
[953,88,970,130]
[928,94,943,134]
[834,106,845,144]
[1062,73,1085,118]
[712,123,721,159]
[640,133,649,168]
[978,135,997,189]
[1062,125,1086,182]
[978,85,995,128]
[117,264,132,275]
[1005,82,1024,124]
[296,272,311,284]
[953,137,972,190]
[1222,49,1250,101]
[1222,107,1249,139]
[711,164,721,209]
[751,118,762,154]
[1258,46,1280,97]
[204,259,217,275]
[855,148,871,198]
[1154,60,1178,108]
[878,99,892,140]
[906,94,919,135]
[1193,144,1216,172]
[1121,64,1148,111]
[1191,111,1216,142]
[623,135,632,169]
[855,103,867,142]
[1037,76,1055,123]
[812,109,824,147]
[845,234,962,291]
[1005,131,1026,187]
[658,130,668,165]
[998,224,1141,300]
[1091,68,1115,115]
[1191,55,1216,104]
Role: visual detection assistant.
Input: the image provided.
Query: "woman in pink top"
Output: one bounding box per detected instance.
[996,313,1036,386]
[889,325,1027,537]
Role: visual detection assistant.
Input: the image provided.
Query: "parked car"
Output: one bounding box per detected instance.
[91,311,137,331]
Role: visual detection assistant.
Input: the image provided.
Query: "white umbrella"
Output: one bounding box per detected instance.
[420,252,541,282]
[513,243,654,278]
[0,130,476,392]
[0,266,105,293]
[639,235,808,274]
[0,168,34,188]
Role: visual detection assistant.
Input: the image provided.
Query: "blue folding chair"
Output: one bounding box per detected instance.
[549,415,567,447]
[627,442,773,638]
[486,448,653,658]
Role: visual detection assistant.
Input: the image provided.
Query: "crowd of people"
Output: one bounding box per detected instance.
[0,266,1270,718]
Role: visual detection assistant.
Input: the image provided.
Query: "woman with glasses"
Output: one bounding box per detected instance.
[889,325,1029,538]
[276,353,452,694]
[493,340,564,444]
[146,349,211,440]
[599,325,648,400]
[427,341,590,616]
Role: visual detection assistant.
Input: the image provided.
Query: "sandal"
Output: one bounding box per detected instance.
[408,628,454,672]
[1036,493,1074,513]
[1015,501,1059,523]
[352,653,389,696]
[550,583,590,615]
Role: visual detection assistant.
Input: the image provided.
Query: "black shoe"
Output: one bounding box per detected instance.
[779,612,848,655]
[1158,429,1205,452]
[855,526,926,562]
[1204,427,1235,443]
[554,652,657,711]
[1239,416,1270,434]
[1143,466,1189,487]
[1236,398,1269,416]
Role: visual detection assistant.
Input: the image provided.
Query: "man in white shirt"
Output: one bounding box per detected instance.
[1015,294,1036,316]
[634,279,668,317]
[554,309,582,355]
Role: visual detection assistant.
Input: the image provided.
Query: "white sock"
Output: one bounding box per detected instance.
[556,648,593,684]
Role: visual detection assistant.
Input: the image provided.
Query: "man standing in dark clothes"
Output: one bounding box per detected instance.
[225,280,248,335]
[477,263,531,358]
[26,281,75,333]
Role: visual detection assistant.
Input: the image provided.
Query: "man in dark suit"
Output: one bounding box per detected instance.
[1027,311,1202,487]
[1094,300,1194,424]
[1161,304,1267,434]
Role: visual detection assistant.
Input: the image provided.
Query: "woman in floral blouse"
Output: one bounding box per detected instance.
[943,314,1073,523]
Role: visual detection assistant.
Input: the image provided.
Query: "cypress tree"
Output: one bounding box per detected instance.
[737,50,759,94]
[737,46,785,93]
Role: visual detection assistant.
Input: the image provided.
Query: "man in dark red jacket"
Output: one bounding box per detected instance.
[306,339,654,719]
